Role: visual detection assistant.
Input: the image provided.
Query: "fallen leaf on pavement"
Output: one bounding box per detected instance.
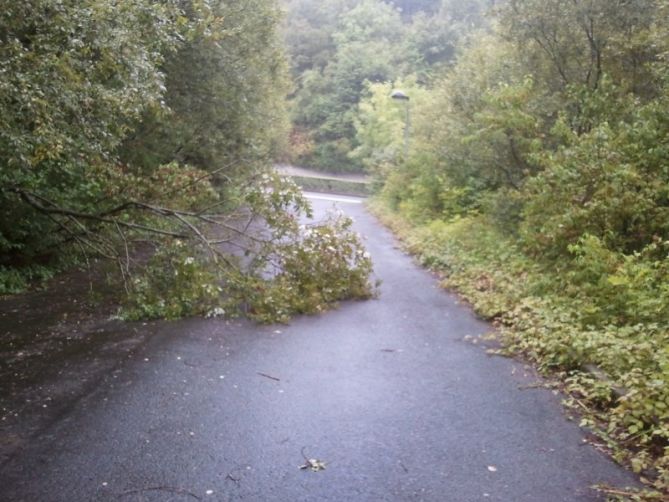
[299,458,326,472]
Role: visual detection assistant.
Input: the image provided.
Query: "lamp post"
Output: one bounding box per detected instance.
[391,89,410,159]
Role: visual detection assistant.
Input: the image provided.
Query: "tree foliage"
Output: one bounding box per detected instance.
[0,0,376,322]
[281,0,488,172]
[122,0,289,179]
[287,0,405,171]
[0,0,178,266]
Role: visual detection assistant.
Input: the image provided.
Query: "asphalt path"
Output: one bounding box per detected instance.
[0,193,639,501]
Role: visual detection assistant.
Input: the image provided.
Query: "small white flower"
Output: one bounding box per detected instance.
[206,307,226,318]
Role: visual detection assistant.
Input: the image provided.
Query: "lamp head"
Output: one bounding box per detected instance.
[390,89,410,101]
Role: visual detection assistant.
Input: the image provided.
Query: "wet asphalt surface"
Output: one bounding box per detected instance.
[0,193,640,501]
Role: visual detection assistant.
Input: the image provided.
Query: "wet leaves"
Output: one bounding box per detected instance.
[299,447,326,472]
[299,458,326,472]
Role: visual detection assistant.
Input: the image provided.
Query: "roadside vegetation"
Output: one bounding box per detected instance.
[0,0,375,321]
[282,0,669,498]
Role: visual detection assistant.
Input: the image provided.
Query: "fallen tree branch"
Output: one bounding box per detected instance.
[257,372,281,382]
[12,188,189,239]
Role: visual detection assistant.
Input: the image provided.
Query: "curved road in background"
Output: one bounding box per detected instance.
[0,193,638,501]
[275,164,370,184]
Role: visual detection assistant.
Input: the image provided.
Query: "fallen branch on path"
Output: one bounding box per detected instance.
[257,372,281,382]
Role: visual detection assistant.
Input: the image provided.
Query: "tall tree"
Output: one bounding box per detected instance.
[121,0,289,184]
[501,0,660,98]
[0,0,179,266]
[289,0,406,171]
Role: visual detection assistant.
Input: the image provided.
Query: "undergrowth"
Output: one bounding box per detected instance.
[0,265,55,295]
[369,199,669,501]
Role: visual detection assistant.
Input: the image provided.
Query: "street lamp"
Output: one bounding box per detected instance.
[391,89,410,159]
